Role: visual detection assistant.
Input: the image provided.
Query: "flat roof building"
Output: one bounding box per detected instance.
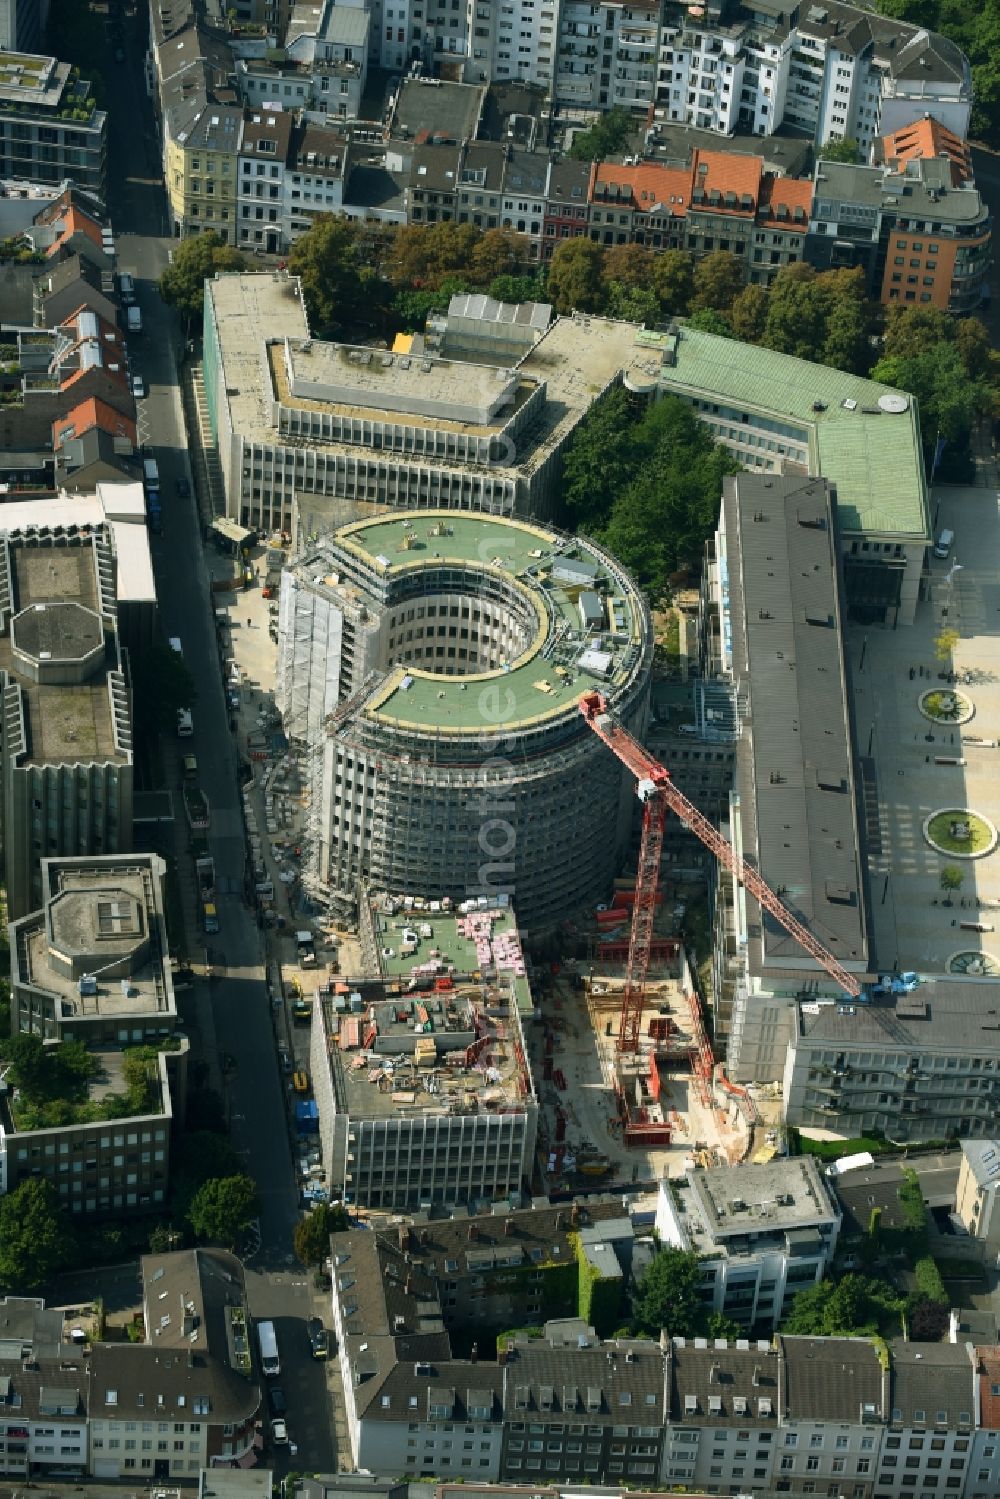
[658,323,930,625]
[0,527,133,918]
[9,852,176,1043]
[655,1157,841,1327]
[309,902,538,1210]
[0,51,106,197]
[698,473,870,1081]
[276,513,652,926]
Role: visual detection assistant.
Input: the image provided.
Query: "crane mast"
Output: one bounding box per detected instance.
[579,691,862,1059]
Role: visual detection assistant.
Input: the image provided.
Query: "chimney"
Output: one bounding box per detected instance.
[504,1219,513,1236]
[753,1365,761,1387]
[659,1329,671,1352]
[471,1343,478,1364]
[405,1276,414,1295]
[468,1224,477,1241]
[398,1224,411,1253]
[571,1202,581,1226]
[555,1210,563,1229]
[182,1311,195,1338]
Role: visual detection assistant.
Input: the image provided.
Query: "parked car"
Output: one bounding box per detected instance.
[268,1386,286,1417]
[279,1047,292,1074]
[307,1317,329,1359]
[270,1417,288,1446]
[131,374,145,399]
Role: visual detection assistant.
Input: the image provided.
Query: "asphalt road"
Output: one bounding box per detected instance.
[104,10,337,1476]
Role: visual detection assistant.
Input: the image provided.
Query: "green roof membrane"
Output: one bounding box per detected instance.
[661,328,930,540]
[337,512,646,734]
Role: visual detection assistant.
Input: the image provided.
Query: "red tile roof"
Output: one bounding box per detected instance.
[977,1347,1000,1431]
[757,172,814,226]
[593,161,691,216]
[53,397,136,448]
[690,148,763,214]
[879,117,972,185]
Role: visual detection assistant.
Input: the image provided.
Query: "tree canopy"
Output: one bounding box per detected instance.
[561,390,740,596]
[0,1178,75,1293]
[690,250,744,313]
[187,1174,259,1249]
[632,1247,708,1337]
[817,137,861,164]
[567,107,635,162]
[288,216,375,338]
[159,232,246,324]
[293,1202,350,1266]
[781,1273,901,1336]
[547,238,607,314]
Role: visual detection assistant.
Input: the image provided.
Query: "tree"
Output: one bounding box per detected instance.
[393,275,470,332]
[489,272,547,305]
[171,1132,244,1222]
[934,627,960,663]
[762,263,830,362]
[908,1297,950,1341]
[131,643,197,744]
[729,283,769,343]
[293,1201,350,1266]
[880,304,952,364]
[603,244,655,291]
[782,1273,901,1336]
[187,1174,259,1249]
[390,221,482,289]
[0,1178,75,1292]
[686,307,734,337]
[159,232,246,324]
[567,107,635,162]
[632,1247,708,1337]
[468,228,529,286]
[605,281,662,325]
[817,137,862,163]
[940,865,965,893]
[872,341,989,479]
[560,384,642,532]
[690,250,743,313]
[546,238,605,314]
[651,249,694,316]
[288,216,370,336]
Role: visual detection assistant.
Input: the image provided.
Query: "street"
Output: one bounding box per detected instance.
[104,6,338,1476]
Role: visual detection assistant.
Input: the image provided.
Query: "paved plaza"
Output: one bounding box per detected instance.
[856,483,1000,977]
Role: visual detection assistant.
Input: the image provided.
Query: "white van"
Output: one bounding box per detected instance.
[176,708,193,738]
[168,637,182,655]
[933,528,954,560]
[127,305,142,334]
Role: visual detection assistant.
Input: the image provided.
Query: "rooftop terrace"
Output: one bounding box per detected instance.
[369,892,531,1014]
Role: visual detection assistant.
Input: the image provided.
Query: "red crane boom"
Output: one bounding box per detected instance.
[579,691,862,1056]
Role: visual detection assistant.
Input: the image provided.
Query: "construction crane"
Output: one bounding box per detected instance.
[579,691,863,1059]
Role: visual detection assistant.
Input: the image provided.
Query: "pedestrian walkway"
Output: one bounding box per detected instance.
[181,356,226,527]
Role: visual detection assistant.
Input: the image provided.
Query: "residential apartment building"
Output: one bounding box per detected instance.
[557,1,660,113]
[332,1267,1000,1498]
[654,1158,842,1328]
[89,1249,262,1479]
[542,157,592,258]
[954,1140,1000,1247]
[0,526,134,920]
[0,51,106,198]
[238,108,294,255]
[655,0,971,154]
[170,103,243,242]
[807,156,991,315]
[9,852,177,1044]
[0,1296,88,1481]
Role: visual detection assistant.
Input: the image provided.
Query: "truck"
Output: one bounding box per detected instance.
[143,457,159,491]
[296,930,317,968]
[146,488,162,534]
[257,1319,280,1378]
[183,784,210,831]
[202,901,219,935]
[196,851,216,904]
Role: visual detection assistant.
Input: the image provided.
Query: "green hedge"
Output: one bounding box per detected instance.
[914,1255,947,1305]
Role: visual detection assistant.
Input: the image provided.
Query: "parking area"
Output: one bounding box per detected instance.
[855,482,1000,975]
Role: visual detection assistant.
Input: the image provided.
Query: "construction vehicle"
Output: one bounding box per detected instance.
[579,691,863,1084]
